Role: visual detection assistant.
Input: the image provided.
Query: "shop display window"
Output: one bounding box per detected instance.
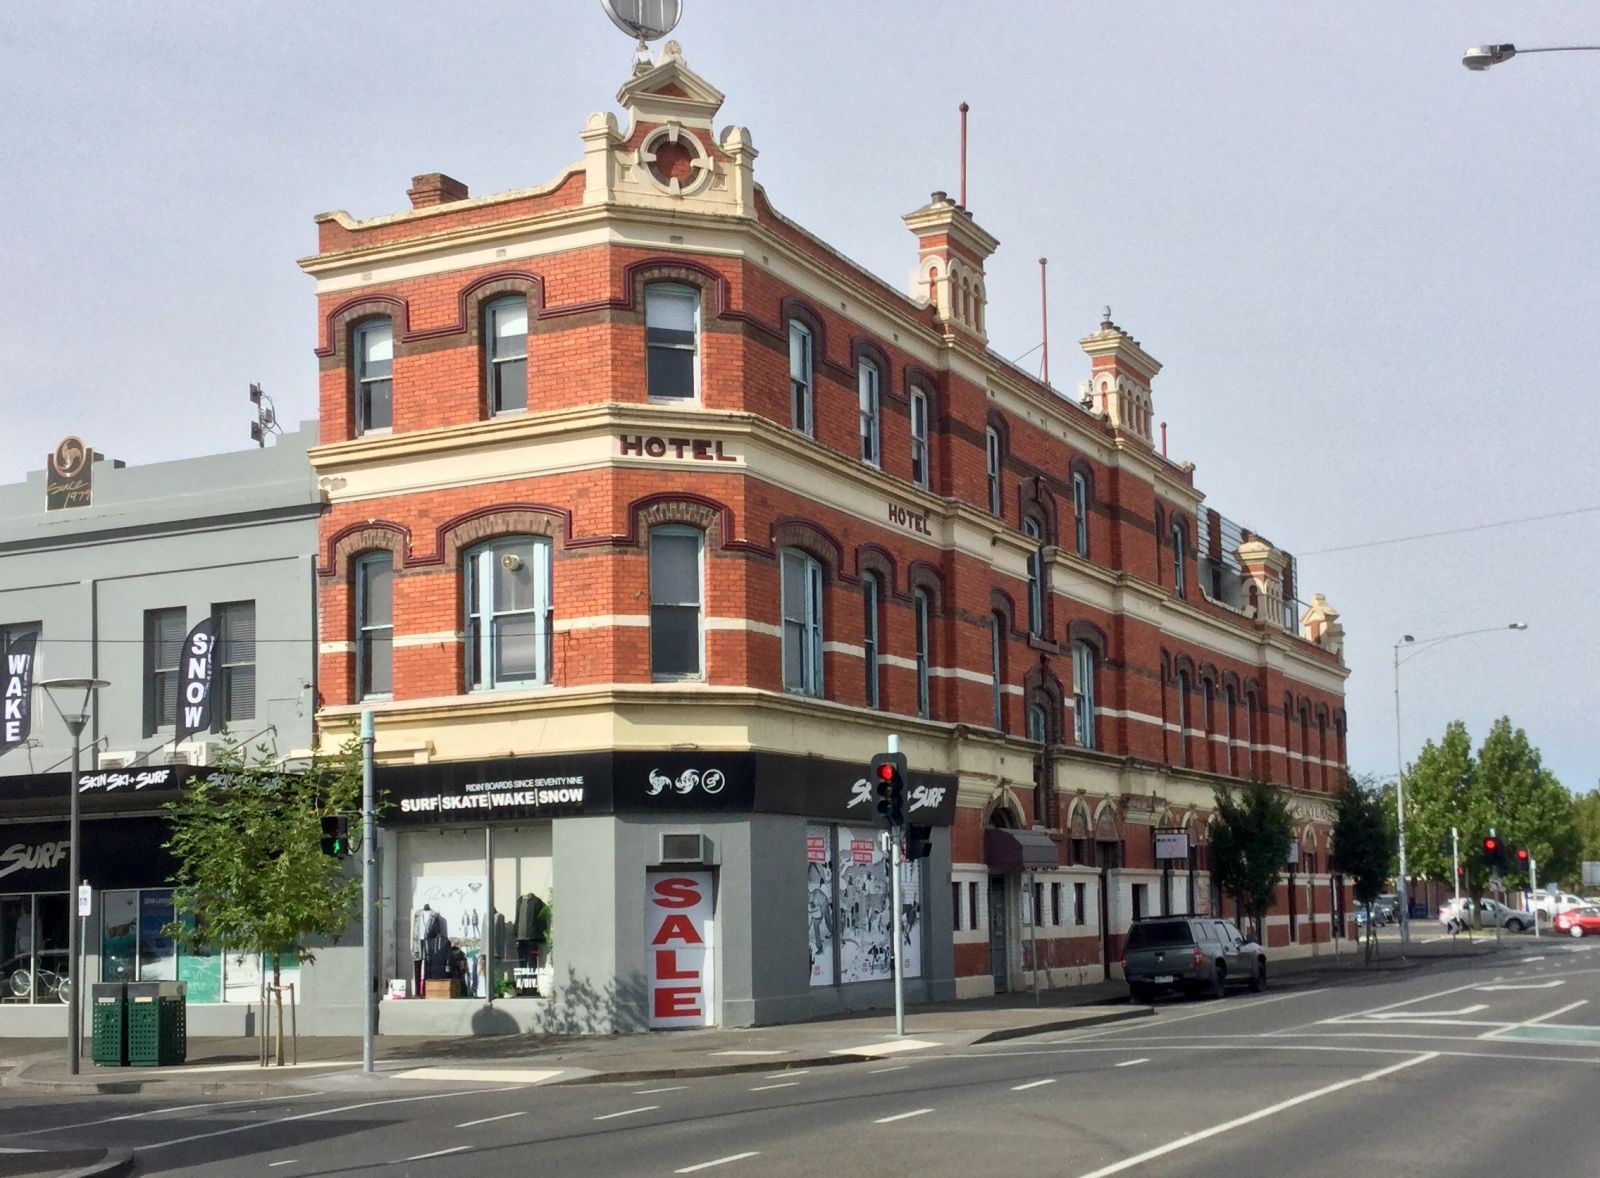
[1,892,70,1004]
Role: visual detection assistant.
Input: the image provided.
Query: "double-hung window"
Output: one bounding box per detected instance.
[354,319,393,434]
[356,553,394,698]
[990,612,1004,730]
[1172,521,1186,597]
[862,572,881,709]
[1174,671,1190,766]
[645,285,699,400]
[486,296,529,414]
[214,601,256,724]
[1027,703,1047,743]
[780,549,823,696]
[1223,685,1237,775]
[1023,516,1044,638]
[649,526,703,680]
[789,320,813,435]
[143,607,186,735]
[1072,471,1089,556]
[910,389,930,487]
[985,428,1002,515]
[858,360,880,466]
[465,537,552,690]
[1072,640,1095,748]
[913,588,931,719]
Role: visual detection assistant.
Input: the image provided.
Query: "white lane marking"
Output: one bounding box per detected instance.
[634,1085,689,1094]
[832,1038,940,1057]
[594,1105,659,1121]
[749,1082,801,1092]
[876,1108,935,1123]
[1011,1079,1056,1091]
[267,1162,298,1168]
[709,1049,789,1056]
[391,1066,563,1084]
[1333,979,1492,1021]
[140,1087,527,1152]
[1568,945,1597,953]
[455,1111,528,1128]
[1521,956,1546,962]
[675,1152,761,1173]
[980,1041,1600,1066]
[1479,999,1590,1040]
[1115,1058,1150,1068]
[2,1093,318,1138]
[869,1065,909,1074]
[397,1146,472,1163]
[1068,989,1325,1042]
[1069,1053,1436,1178]
[1368,1004,1489,1020]
[767,1069,810,1078]
[1478,980,1564,991]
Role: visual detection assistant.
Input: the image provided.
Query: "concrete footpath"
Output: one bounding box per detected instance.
[0,932,1520,1104]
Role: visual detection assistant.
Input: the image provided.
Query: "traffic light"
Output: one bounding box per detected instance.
[1481,835,1504,871]
[321,814,350,857]
[904,823,933,861]
[870,752,907,828]
[1514,847,1530,871]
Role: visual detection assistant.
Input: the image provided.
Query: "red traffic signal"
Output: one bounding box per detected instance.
[869,752,907,828]
[1482,836,1499,853]
[876,762,896,781]
[1514,847,1530,867]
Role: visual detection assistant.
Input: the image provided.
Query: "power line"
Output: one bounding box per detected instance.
[1298,504,1600,558]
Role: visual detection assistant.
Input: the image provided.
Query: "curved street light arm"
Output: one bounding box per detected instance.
[1464,43,1600,70]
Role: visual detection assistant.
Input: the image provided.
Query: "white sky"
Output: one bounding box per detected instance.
[2,2,1595,793]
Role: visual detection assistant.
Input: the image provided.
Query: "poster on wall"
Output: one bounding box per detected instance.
[410,876,488,997]
[645,871,715,1029]
[806,825,834,987]
[832,827,923,985]
[897,856,923,980]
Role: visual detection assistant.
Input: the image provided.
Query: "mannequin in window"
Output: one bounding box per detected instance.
[413,903,450,984]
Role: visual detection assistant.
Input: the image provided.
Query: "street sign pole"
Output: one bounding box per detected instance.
[1451,826,1460,906]
[361,711,377,1074]
[1531,856,1539,938]
[887,734,905,1038]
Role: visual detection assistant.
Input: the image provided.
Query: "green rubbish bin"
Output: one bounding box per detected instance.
[91,982,128,1067]
[126,980,187,1067]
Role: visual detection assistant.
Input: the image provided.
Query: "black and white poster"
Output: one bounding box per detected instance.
[1,631,38,756]
[806,824,835,987]
[174,615,220,745]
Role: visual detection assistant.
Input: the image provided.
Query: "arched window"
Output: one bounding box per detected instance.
[1174,670,1190,767]
[1317,712,1329,790]
[862,572,881,709]
[355,552,393,699]
[1172,519,1187,597]
[1245,691,1259,777]
[648,525,704,680]
[914,587,931,719]
[910,388,931,488]
[780,548,823,696]
[1223,684,1238,776]
[1023,515,1044,638]
[645,283,699,400]
[858,358,881,466]
[1202,679,1217,770]
[1072,470,1090,557]
[990,611,1005,730]
[484,295,528,415]
[354,318,393,435]
[464,535,552,690]
[788,319,814,435]
[986,427,1002,515]
[1027,702,1047,743]
[1300,705,1312,788]
[1071,640,1096,749]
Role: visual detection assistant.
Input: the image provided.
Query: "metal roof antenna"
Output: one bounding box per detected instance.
[602,0,683,70]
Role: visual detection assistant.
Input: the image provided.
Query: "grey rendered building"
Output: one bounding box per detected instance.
[0,425,357,1035]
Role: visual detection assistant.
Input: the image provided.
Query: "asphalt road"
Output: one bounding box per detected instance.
[3,940,1599,1177]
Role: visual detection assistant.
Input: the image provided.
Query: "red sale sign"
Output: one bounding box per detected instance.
[646,871,715,1029]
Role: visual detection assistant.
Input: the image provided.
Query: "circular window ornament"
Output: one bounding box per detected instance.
[640,124,713,196]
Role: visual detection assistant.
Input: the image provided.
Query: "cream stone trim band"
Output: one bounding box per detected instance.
[706,617,783,639]
[553,615,650,632]
[319,641,355,654]
[394,631,465,647]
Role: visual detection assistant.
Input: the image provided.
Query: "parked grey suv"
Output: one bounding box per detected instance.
[1122,916,1266,1002]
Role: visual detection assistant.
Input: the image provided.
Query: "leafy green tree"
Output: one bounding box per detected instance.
[1209,779,1295,941]
[1401,717,1573,925]
[1330,773,1394,961]
[1573,789,1600,887]
[164,739,362,1064]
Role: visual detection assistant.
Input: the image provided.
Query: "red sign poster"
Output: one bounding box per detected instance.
[852,839,875,865]
[806,835,827,863]
[645,871,715,1029]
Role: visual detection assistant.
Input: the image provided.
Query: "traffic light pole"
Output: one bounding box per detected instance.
[1451,827,1460,906]
[888,734,905,1038]
[1531,856,1539,939]
[361,711,376,1075]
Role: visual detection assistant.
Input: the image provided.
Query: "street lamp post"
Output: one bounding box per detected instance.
[1391,624,1526,947]
[38,677,109,1077]
[1463,43,1600,70]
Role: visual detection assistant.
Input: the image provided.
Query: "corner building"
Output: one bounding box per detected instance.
[306,46,1349,1033]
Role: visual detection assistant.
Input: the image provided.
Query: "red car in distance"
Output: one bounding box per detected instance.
[1553,906,1600,937]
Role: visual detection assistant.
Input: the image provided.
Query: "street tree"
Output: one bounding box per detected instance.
[1209,779,1295,942]
[1400,717,1573,926]
[1330,773,1393,962]
[163,739,362,1065]
[1573,789,1600,887]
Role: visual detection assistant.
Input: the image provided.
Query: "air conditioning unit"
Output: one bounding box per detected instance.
[659,832,710,865]
[98,752,135,770]
[165,742,213,767]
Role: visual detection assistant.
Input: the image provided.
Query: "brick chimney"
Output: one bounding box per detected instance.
[406,173,469,209]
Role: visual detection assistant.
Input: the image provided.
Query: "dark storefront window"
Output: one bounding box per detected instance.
[0,893,69,1004]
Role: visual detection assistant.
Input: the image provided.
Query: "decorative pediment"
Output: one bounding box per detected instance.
[617,42,726,128]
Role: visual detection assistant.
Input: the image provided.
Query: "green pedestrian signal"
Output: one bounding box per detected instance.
[321,814,350,857]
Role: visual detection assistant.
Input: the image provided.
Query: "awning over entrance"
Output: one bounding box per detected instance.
[984,827,1059,871]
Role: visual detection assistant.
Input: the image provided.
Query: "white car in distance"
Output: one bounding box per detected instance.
[1529,890,1586,922]
[1438,897,1533,933]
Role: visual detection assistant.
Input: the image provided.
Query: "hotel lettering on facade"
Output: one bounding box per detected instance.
[302,44,1350,1032]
